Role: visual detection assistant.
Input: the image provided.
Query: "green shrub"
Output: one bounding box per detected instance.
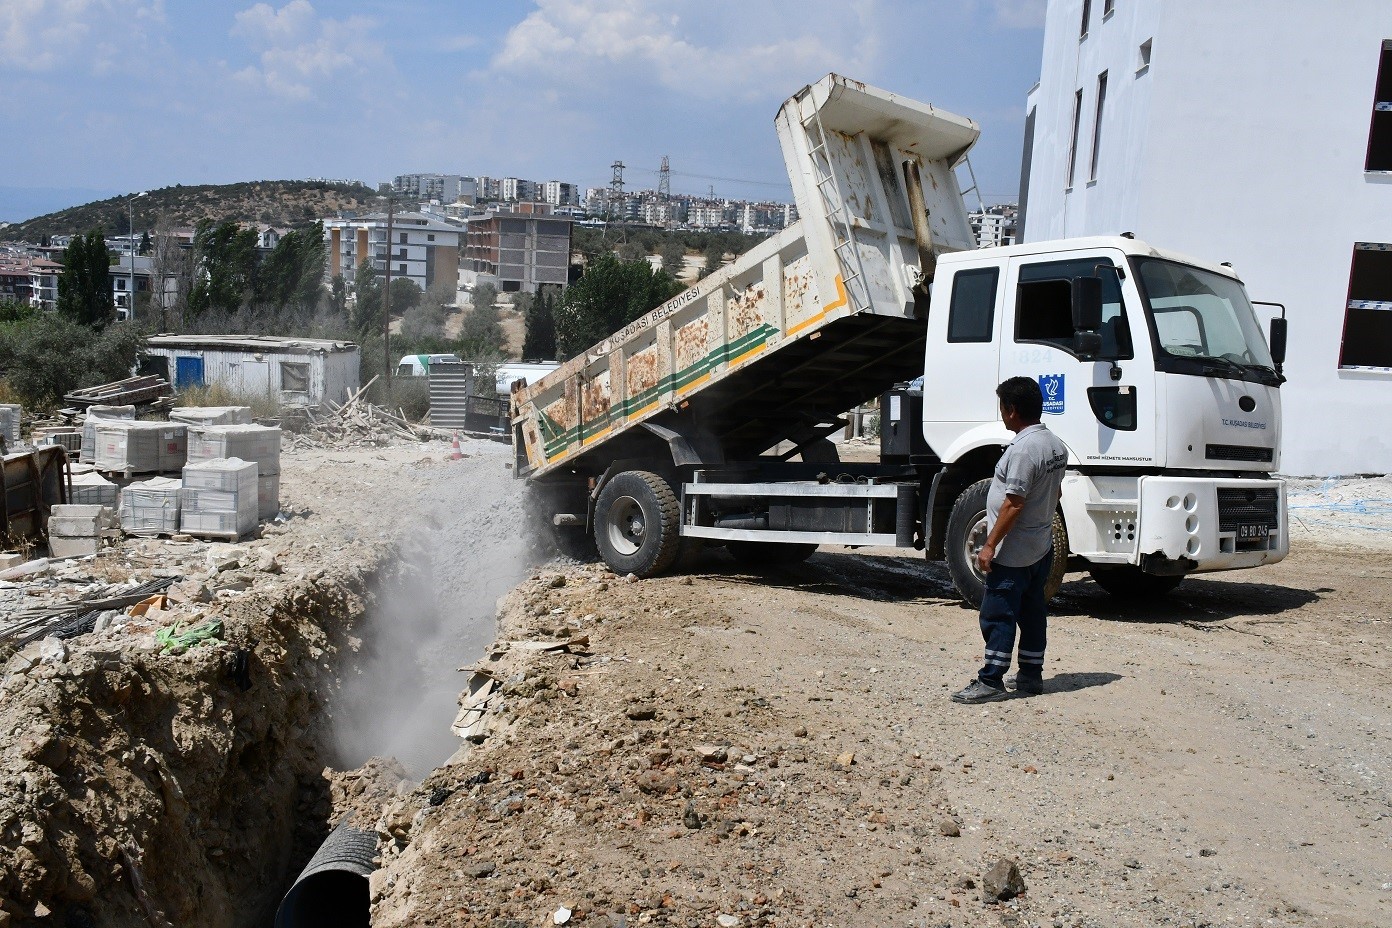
[0,314,146,410]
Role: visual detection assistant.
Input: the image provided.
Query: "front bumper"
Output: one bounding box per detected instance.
[1136,476,1288,573]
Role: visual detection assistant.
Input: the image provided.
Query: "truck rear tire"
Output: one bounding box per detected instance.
[726,541,819,566]
[1087,567,1184,599]
[945,478,1069,608]
[594,471,682,577]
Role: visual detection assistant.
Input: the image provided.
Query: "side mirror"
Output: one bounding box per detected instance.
[1071,276,1104,331]
[1268,316,1287,366]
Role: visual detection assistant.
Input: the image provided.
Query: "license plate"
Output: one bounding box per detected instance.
[1237,523,1270,539]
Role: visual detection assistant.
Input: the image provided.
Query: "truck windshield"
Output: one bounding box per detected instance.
[1133,257,1276,382]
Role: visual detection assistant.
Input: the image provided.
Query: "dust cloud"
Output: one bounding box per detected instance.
[330,454,534,778]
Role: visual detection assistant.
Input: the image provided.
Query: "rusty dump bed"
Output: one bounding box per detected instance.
[512,74,979,481]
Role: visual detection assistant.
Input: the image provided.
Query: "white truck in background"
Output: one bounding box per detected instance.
[511,74,1290,603]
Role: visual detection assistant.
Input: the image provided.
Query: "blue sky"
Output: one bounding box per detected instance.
[0,0,1045,222]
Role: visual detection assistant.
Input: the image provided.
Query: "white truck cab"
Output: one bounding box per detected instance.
[922,236,1287,595]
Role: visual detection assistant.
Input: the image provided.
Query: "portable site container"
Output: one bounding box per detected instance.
[143,335,360,408]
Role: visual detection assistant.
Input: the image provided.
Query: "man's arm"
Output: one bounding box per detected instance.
[977,492,1026,574]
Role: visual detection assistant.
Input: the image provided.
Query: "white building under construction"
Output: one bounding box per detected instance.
[1020,0,1392,476]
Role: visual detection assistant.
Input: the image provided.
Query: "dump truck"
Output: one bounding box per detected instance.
[511,73,1290,603]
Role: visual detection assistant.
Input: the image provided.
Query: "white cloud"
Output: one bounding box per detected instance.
[0,0,163,72]
[231,0,385,101]
[487,0,874,103]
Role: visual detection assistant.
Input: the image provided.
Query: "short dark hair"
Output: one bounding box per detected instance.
[996,376,1043,422]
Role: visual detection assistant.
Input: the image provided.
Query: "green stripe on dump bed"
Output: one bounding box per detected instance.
[537,324,779,460]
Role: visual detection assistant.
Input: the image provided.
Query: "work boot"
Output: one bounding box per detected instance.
[950,679,1008,704]
[1005,674,1044,696]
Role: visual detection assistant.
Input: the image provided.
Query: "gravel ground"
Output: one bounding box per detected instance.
[366,463,1392,928]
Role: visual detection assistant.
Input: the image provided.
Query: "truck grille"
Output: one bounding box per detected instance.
[1216,487,1279,532]
[1206,444,1274,463]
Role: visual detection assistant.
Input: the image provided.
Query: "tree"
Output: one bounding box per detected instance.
[352,259,382,335]
[400,301,446,340]
[187,221,260,318]
[458,300,507,356]
[139,231,151,256]
[522,286,558,360]
[55,229,114,327]
[700,243,726,279]
[254,222,325,311]
[554,253,683,360]
[0,313,145,406]
[389,277,422,313]
[617,241,647,262]
[471,283,498,312]
[330,275,348,316]
[149,212,190,330]
[659,242,686,279]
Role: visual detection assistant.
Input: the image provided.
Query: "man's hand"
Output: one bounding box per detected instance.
[977,541,995,575]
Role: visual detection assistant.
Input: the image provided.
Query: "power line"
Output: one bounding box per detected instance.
[626,166,790,189]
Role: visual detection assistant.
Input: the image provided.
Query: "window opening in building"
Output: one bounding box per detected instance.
[1090,71,1108,181]
[398,264,407,274]
[427,234,435,241]
[399,232,407,243]
[1067,89,1084,188]
[1366,40,1392,172]
[1080,0,1091,38]
[947,267,999,342]
[280,361,310,394]
[1016,258,1132,358]
[1339,243,1392,368]
[1103,0,1115,19]
[1138,39,1152,73]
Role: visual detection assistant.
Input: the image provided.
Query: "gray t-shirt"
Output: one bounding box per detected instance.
[987,423,1069,567]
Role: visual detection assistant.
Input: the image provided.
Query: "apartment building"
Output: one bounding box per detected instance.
[461,209,572,293]
[323,212,464,294]
[393,173,477,204]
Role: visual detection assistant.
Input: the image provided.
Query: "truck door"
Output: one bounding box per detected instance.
[998,253,1157,466]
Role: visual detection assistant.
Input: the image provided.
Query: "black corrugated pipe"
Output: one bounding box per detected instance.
[275,819,377,928]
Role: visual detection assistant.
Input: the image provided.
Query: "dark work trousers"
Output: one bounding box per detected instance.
[976,549,1052,687]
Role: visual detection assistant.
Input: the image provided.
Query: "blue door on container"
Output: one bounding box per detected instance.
[174,356,204,389]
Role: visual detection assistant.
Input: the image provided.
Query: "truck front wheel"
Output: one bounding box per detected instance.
[1087,567,1184,599]
[945,478,1069,608]
[594,471,682,577]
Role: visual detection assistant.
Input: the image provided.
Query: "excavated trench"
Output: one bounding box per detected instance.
[0,453,532,928]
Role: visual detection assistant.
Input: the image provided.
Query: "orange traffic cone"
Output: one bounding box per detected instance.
[450,432,463,460]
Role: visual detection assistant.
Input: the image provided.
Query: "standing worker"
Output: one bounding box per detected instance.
[951,377,1069,704]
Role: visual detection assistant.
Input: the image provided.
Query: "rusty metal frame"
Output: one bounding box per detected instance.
[1,445,70,542]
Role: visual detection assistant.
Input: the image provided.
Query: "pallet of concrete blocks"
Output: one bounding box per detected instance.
[47,504,118,558]
[119,477,183,536]
[0,403,20,448]
[168,406,253,428]
[179,458,259,540]
[93,421,187,475]
[68,471,119,508]
[33,427,83,454]
[80,405,135,463]
[187,424,280,518]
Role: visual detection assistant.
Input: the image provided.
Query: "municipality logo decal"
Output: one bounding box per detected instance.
[1038,374,1065,415]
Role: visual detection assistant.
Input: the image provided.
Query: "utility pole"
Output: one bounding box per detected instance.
[658,156,671,199]
[126,191,145,322]
[382,195,395,388]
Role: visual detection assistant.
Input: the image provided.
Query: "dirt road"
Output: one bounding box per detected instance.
[373,499,1391,927]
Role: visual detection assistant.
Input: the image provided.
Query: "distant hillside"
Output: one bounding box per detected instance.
[0,180,380,242]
